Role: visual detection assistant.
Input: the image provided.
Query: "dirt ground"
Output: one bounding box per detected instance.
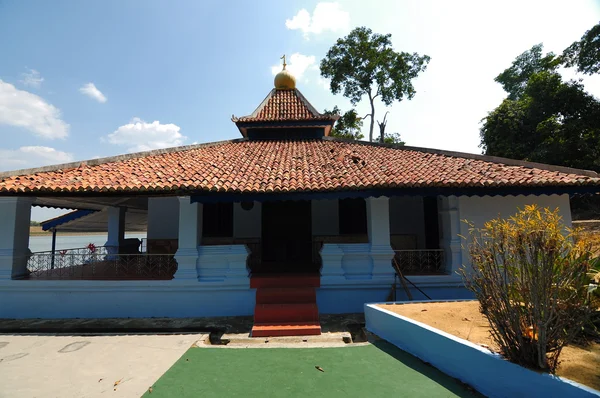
[379,301,600,391]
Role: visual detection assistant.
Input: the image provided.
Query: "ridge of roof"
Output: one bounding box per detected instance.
[0,139,245,179]
[322,137,599,178]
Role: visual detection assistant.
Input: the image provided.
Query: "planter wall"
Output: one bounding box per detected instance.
[365,302,600,398]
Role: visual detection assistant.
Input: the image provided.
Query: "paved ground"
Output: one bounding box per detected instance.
[0,333,205,398]
[143,341,481,397]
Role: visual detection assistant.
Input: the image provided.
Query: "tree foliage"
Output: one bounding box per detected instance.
[562,22,600,75]
[320,27,430,142]
[383,132,405,145]
[481,45,600,171]
[323,106,364,140]
[462,205,592,372]
[495,44,560,100]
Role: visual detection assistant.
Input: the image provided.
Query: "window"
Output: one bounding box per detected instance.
[202,202,233,238]
[339,198,367,235]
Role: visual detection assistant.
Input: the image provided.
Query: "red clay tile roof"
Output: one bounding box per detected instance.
[0,139,599,195]
[232,89,335,123]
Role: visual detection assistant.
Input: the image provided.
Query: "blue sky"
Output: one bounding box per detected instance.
[1,0,599,220]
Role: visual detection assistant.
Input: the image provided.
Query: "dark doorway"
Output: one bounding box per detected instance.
[258,200,314,273]
[423,196,440,249]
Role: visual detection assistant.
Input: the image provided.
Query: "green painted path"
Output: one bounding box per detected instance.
[143,341,480,397]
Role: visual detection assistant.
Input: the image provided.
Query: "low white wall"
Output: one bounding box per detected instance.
[365,302,599,398]
[458,194,572,272]
[147,197,179,239]
[233,202,261,239]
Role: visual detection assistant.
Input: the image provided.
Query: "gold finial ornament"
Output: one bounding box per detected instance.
[274,54,296,89]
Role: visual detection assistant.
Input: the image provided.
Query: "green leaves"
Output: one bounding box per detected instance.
[481,42,600,172]
[495,44,560,101]
[323,106,364,140]
[562,22,600,75]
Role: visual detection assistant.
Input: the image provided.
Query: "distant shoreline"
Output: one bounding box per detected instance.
[29,226,145,237]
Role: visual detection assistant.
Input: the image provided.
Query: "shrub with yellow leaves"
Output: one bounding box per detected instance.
[461,204,593,372]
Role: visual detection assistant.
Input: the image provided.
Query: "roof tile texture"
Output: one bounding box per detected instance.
[236,89,332,122]
[0,140,598,194]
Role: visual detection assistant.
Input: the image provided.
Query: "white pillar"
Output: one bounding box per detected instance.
[366,196,395,280]
[439,196,462,274]
[0,197,33,279]
[173,196,201,280]
[104,206,126,258]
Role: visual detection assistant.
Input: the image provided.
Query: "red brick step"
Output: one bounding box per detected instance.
[256,287,316,304]
[251,273,321,337]
[250,273,320,289]
[254,303,318,323]
[251,322,321,337]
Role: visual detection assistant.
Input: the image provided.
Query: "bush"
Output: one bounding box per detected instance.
[461,205,593,372]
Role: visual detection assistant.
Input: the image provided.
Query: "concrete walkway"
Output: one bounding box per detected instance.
[0,333,205,398]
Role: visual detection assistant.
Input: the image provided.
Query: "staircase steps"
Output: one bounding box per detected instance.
[256,287,316,304]
[251,273,321,337]
[251,322,321,337]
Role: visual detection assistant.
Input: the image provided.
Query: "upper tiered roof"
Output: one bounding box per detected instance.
[232,58,338,137]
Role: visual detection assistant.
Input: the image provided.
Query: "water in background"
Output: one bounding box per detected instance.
[29,233,147,253]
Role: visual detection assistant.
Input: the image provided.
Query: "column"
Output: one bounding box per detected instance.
[104,206,126,259]
[0,197,34,279]
[366,196,395,280]
[439,196,462,274]
[173,196,201,280]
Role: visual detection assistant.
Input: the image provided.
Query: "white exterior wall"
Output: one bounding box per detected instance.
[147,197,179,239]
[389,196,426,248]
[312,199,339,236]
[233,202,261,239]
[457,194,572,272]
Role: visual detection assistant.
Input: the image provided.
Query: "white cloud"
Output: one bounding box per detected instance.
[0,146,73,172]
[106,117,186,152]
[0,80,69,139]
[286,2,350,38]
[79,82,107,103]
[20,68,44,88]
[271,53,316,81]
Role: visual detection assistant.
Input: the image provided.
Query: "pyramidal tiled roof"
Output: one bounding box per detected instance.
[232,89,336,123]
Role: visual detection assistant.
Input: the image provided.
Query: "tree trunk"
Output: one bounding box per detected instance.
[369,97,376,142]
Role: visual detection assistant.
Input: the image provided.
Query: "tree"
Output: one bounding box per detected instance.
[376,111,405,145]
[562,23,600,75]
[320,27,430,143]
[323,106,364,140]
[495,44,560,100]
[480,45,600,172]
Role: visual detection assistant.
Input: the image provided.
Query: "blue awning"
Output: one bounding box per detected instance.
[41,210,97,231]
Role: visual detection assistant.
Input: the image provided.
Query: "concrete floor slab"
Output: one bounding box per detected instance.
[0,333,205,398]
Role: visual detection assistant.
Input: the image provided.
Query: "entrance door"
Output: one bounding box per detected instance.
[260,200,312,273]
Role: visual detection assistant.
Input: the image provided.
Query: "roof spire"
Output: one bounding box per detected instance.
[274,54,295,89]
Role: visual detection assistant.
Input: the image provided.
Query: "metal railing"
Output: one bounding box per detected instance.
[393,249,445,275]
[25,245,177,280]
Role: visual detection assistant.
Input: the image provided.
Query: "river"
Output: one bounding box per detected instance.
[29,233,147,253]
